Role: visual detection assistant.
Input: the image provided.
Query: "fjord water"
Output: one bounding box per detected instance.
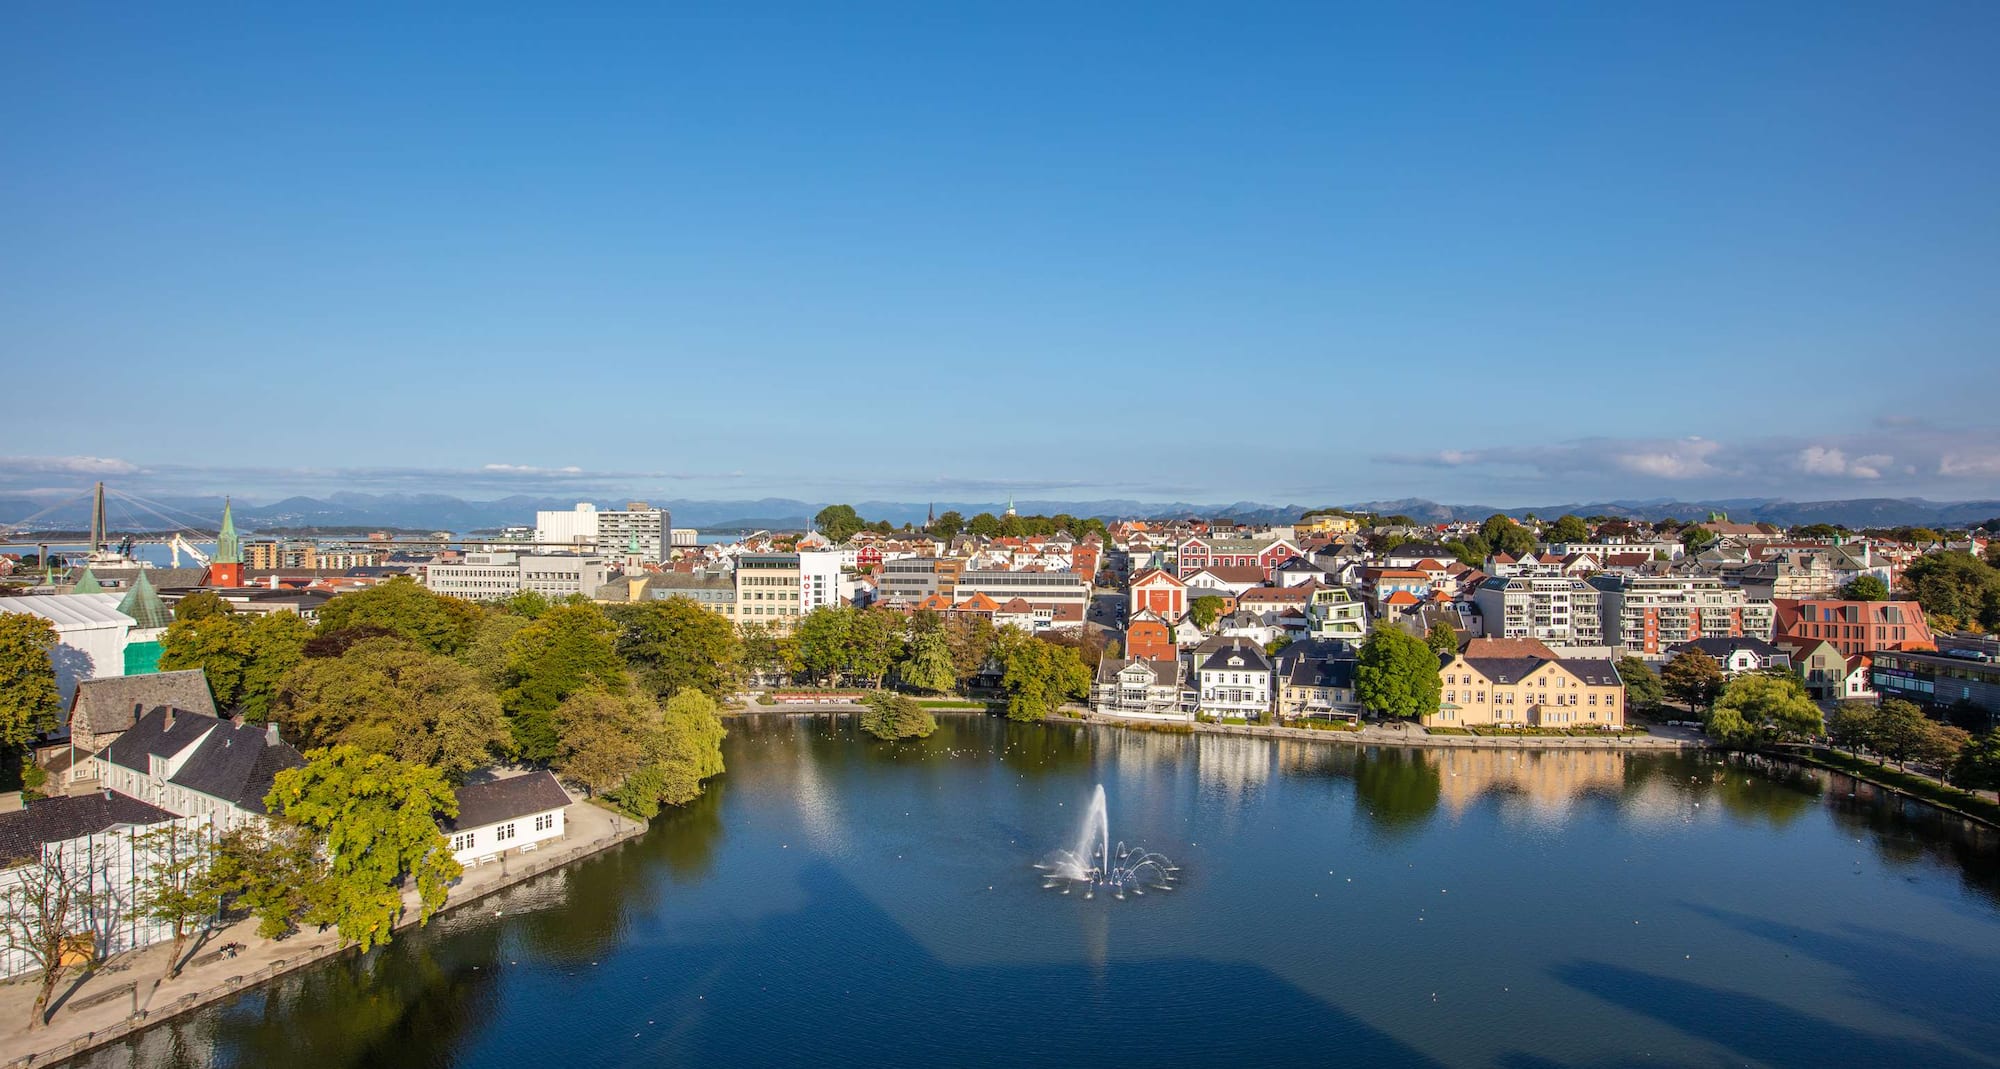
[80,717,2000,1068]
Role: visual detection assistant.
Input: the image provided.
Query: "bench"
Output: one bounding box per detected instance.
[67,982,134,1014]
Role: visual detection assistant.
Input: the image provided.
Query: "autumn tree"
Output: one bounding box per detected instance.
[1826,700,1879,752]
[0,613,63,748]
[172,590,232,621]
[1705,674,1821,745]
[265,746,461,951]
[1189,596,1226,630]
[944,614,997,688]
[201,822,325,940]
[553,687,653,799]
[738,620,799,685]
[996,631,1090,721]
[1356,625,1442,721]
[1546,514,1591,543]
[1661,648,1725,710]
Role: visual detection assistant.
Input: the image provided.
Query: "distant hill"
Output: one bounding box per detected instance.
[4,492,1995,536]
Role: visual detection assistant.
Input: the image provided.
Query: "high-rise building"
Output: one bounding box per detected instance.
[534,502,670,563]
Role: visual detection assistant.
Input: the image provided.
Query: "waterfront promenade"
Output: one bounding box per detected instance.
[0,802,644,1068]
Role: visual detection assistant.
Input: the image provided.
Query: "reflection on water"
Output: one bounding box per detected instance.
[70,717,2000,1069]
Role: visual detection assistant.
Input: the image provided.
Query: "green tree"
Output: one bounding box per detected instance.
[500,590,552,619]
[1189,595,1226,630]
[238,611,312,723]
[944,613,997,688]
[966,512,1002,538]
[276,638,509,780]
[316,577,482,654]
[172,590,233,621]
[1546,514,1591,543]
[1840,574,1890,601]
[1707,673,1821,745]
[1951,730,2000,791]
[502,603,627,762]
[1681,526,1719,551]
[812,504,865,543]
[552,686,654,799]
[1661,648,1724,710]
[1615,655,1665,713]
[794,606,856,686]
[847,608,905,688]
[607,690,728,819]
[609,599,741,700]
[1901,550,2000,631]
[460,612,531,688]
[201,821,325,940]
[899,626,957,694]
[996,631,1090,722]
[0,614,62,748]
[1793,524,1843,539]
[1443,535,1490,569]
[135,821,221,979]
[159,612,253,710]
[858,691,937,740]
[1872,698,1936,769]
[1479,515,1535,558]
[1424,618,1459,658]
[739,620,799,685]
[928,511,964,540]
[1355,626,1442,720]
[266,746,462,952]
[1826,700,1879,751]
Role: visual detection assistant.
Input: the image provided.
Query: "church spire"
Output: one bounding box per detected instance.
[215,498,241,565]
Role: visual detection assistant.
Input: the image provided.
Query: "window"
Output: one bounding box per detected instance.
[497,823,517,842]
[451,833,473,852]
[535,813,555,832]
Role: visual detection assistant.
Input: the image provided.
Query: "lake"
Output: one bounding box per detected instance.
[74,716,2000,1068]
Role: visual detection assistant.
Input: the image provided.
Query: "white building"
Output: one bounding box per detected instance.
[89,707,307,832]
[424,552,524,600]
[1471,576,1604,648]
[0,594,135,702]
[445,771,571,865]
[0,794,204,979]
[1092,658,1187,720]
[535,502,670,563]
[797,550,845,613]
[1194,636,1273,721]
[519,554,610,600]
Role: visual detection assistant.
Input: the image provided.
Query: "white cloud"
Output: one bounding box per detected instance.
[482,463,587,476]
[1613,438,1720,480]
[1940,452,2000,478]
[1795,445,1890,479]
[0,455,141,476]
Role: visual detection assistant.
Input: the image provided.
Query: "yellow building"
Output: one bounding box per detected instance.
[1428,638,1626,729]
[1296,514,1359,535]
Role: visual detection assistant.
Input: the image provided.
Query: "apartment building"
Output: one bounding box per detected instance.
[1175,535,1301,581]
[1194,636,1273,720]
[1471,576,1604,647]
[734,553,805,628]
[425,552,525,600]
[954,569,1090,627]
[878,557,966,602]
[534,502,671,563]
[1772,598,1935,657]
[519,554,610,600]
[1305,585,1367,641]
[1588,574,1775,654]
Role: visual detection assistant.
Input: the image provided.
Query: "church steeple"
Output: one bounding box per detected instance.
[1004,494,1016,518]
[117,568,172,630]
[208,498,245,588]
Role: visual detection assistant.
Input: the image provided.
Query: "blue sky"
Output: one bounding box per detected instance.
[3,3,1998,506]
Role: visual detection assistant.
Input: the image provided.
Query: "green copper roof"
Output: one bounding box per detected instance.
[116,569,173,630]
[214,498,242,564]
[72,568,105,594]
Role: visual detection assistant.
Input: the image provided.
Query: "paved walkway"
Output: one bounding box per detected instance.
[1067,710,1705,751]
[0,801,640,1068]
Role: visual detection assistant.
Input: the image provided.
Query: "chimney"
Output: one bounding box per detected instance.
[164,707,176,731]
[266,722,281,747]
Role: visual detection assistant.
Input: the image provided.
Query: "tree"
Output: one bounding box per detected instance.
[1872,699,1936,769]
[847,608,905,688]
[647,689,727,809]
[135,821,221,979]
[1546,514,1591,543]
[0,842,100,1028]
[943,614,997,688]
[1901,551,2000,631]
[1826,700,1880,752]
[739,620,799,685]
[1615,655,1665,713]
[158,610,310,719]
[899,626,957,694]
[552,687,653,799]
[996,631,1090,722]
[276,638,509,780]
[1951,730,2000,791]
[0,613,62,748]
[1793,524,1843,539]
[265,746,462,952]
[1707,673,1821,745]
[858,691,937,740]
[928,511,964,540]
[237,611,312,722]
[1355,626,1442,721]
[202,821,327,940]
[460,612,531,688]
[1189,596,1226,630]
[315,577,482,655]
[1661,649,1724,710]
[794,606,856,686]
[1424,619,1459,658]
[1479,515,1535,558]
[172,590,233,621]
[1840,575,1890,602]
[812,504,864,543]
[502,603,627,763]
[1681,526,1719,551]
[609,599,741,700]
[966,512,1001,538]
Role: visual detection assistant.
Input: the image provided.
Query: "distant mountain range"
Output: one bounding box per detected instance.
[3,491,1996,536]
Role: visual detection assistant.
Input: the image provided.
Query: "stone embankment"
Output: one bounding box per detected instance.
[1062,709,1705,751]
[0,804,647,1069]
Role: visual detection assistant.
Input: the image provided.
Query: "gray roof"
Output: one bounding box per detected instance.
[65,566,210,591]
[104,707,306,815]
[0,793,178,866]
[70,669,217,738]
[447,771,570,831]
[1676,636,1785,661]
[1196,637,1272,674]
[1096,657,1179,686]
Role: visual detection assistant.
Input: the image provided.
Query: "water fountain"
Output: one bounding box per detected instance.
[1037,785,1178,899]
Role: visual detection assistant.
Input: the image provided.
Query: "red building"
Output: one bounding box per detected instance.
[1129,568,1187,621]
[1175,535,1300,581]
[1123,610,1177,661]
[1772,598,1935,657]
